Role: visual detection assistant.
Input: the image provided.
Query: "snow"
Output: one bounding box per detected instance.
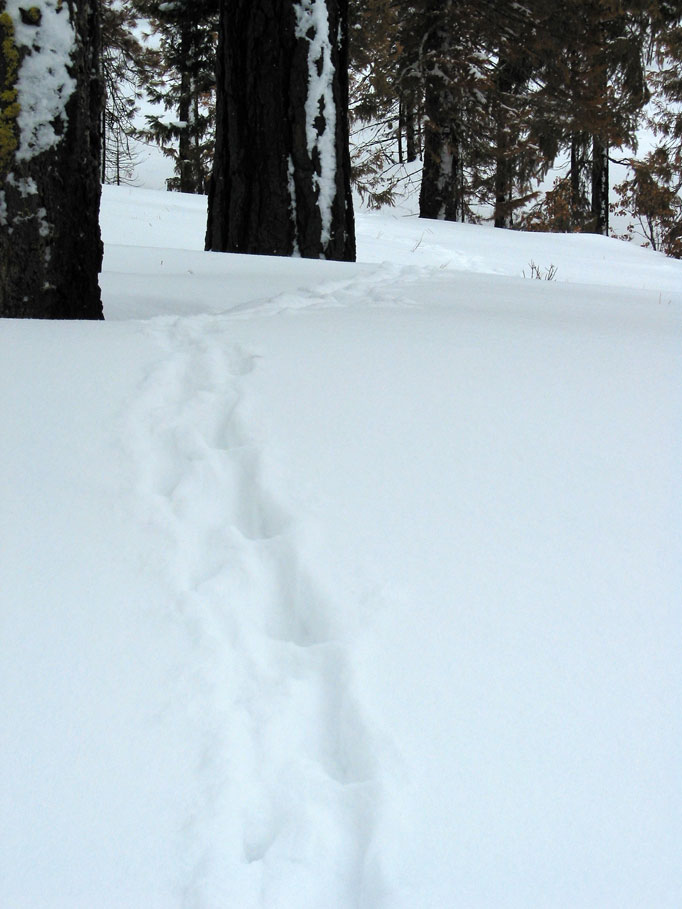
[294,0,338,249]
[6,0,77,162]
[2,185,681,907]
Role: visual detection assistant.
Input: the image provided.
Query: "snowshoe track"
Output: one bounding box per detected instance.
[125,316,384,907]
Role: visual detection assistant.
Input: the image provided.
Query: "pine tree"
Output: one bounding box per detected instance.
[411,0,544,225]
[417,0,483,221]
[537,0,649,234]
[477,0,549,229]
[1,0,103,319]
[101,0,156,185]
[134,0,218,194]
[616,2,682,256]
[206,0,355,261]
[347,0,404,207]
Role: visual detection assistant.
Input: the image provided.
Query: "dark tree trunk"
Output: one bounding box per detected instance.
[0,0,103,319]
[419,87,462,220]
[493,67,512,229]
[493,154,513,229]
[493,61,524,230]
[590,134,609,236]
[177,21,194,194]
[418,1,462,221]
[569,133,591,229]
[400,86,417,163]
[206,0,355,261]
[405,97,417,163]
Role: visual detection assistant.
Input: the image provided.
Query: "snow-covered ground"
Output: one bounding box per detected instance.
[2,186,681,908]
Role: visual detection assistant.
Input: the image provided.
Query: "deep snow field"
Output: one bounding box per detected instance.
[2,186,681,908]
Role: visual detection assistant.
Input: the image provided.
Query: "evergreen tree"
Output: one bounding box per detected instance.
[476,0,550,229]
[1,0,103,319]
[614,2,682,256]
[537,0,649,234]
[134,0,218,194]
[101,0,156,184]
[206,0,356,261]
[347,0,404,206]
[417,0,484,221]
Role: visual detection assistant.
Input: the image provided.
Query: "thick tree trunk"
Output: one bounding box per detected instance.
[418,1,462,221]
[419,94,461,221]
[0,0,103,319]
[206,0,355,261]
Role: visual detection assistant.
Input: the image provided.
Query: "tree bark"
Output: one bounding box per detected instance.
[0,0,103,319]
[590,134,609,235]
[206,0,355,261]
[418,1,462,221]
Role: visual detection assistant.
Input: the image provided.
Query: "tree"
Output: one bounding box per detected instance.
[613,153,682,255]
[206,0,356,261]
[613,3,682,257]
[1,0,103,319]
[347,0,405,208]
[414,0,539,225]
[417,0,469,221]
[134,0,219,194]
[536,0,649,234]
[101,0,156,185]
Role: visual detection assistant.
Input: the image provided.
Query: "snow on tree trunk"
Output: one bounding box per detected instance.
[0,0,103,319]
[205,0,355,261]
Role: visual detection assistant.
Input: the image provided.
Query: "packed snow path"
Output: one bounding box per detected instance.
[125,316,385,905]
[2,186,681,907]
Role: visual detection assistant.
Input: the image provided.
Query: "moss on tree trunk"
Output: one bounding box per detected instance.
[0,0,103,320]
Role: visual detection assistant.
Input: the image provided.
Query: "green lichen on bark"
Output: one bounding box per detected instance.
[0,10,20,178]
[20,7,42,26]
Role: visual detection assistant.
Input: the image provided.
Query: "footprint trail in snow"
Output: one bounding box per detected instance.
[125,315,386,907]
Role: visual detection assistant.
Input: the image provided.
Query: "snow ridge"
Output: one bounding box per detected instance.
[124,316,385,905]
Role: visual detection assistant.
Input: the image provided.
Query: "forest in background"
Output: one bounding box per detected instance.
[103,0,682,257]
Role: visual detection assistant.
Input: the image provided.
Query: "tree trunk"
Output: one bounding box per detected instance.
[570,133,589,230]
[590,134,609,235]
[206,0,355,261]
[418,1,462,221]
[400,85,417,163]
[0,0,103,319]
[177,18,194,194]
[493,61,521,230]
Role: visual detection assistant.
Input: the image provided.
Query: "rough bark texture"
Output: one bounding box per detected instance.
[418,1,462,222]
[0,0,103,319]
[419,81,462,221]
[206,0,355,261]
